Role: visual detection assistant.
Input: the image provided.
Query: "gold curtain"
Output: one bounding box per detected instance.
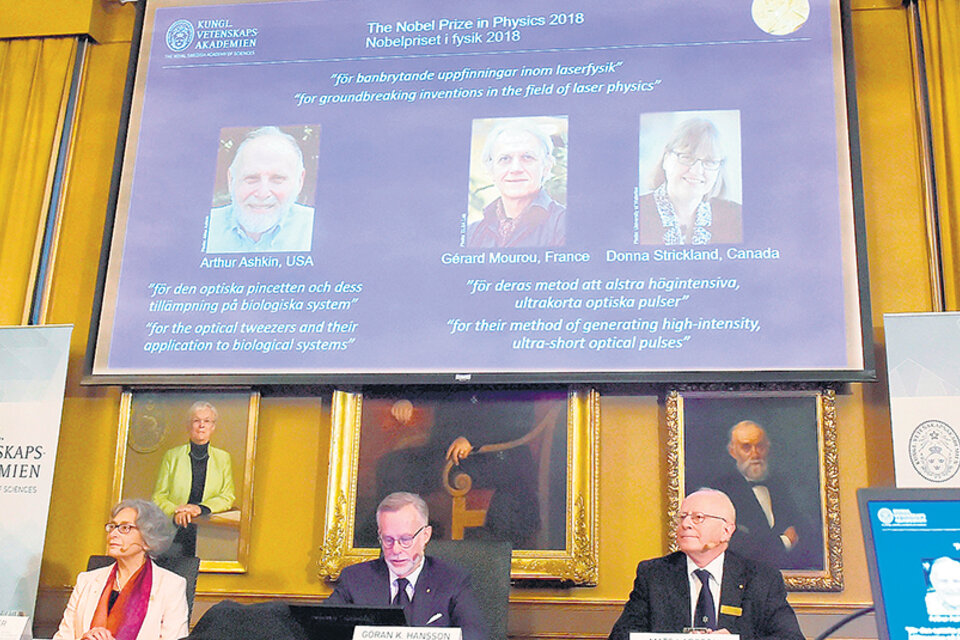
[0,36,78,324]
[917,1,960,309]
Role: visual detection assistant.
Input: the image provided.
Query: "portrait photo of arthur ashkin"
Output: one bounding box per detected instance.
[204,125,317,253]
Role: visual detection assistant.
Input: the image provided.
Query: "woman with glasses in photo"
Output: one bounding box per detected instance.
[638,117,742,245]
[53,499,189,640]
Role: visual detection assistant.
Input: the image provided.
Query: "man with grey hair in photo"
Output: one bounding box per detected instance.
[926,556,960,616]
[327,492,486,640]
[205,125,315,253]
[466,119,566,248]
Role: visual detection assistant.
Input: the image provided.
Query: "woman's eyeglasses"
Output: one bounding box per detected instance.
[669,150,723,171]
[104,523,138,534]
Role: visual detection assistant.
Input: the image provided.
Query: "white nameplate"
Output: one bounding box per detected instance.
[630,633,739,640]
[0,615,31,640]
[353,625,461,640]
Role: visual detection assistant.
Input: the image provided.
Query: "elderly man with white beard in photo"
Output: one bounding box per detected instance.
[713,420,818,570]
[204,126,315,253]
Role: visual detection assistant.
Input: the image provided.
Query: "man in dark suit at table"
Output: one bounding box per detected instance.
[714,420,819,570]
[608,488,803,640]
[327,492,486,640]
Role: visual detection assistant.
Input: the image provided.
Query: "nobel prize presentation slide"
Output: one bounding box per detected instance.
[89,0,869,382]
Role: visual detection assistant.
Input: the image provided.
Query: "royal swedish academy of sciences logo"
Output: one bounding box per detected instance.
[166,20,195,52]
[909,419,960,482]
[876,508,894,525]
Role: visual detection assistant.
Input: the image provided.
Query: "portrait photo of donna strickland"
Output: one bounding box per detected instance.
[464,116,568,249]
[636,109,742,246]
[204,124,321,254]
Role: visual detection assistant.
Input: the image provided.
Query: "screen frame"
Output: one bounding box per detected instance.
[81,0,875,387]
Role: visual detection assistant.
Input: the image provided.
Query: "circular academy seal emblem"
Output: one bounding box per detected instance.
[166,19,195,52]
[909,419,960,482]
[877,507,894,525]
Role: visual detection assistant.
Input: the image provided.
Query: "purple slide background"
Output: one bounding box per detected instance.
[94,0,864,378]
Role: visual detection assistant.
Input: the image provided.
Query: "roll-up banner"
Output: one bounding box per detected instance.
[0,326,72,622]
[885,313,960,487]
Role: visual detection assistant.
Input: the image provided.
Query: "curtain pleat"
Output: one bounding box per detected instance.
[917,1,960,308]
[0,36,78,324]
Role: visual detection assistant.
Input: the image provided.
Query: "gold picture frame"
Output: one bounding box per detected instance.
[112,388,259,573]
[319,387,599,584]
[666,387,842,591]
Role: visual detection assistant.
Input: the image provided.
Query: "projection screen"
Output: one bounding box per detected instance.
[86,0,873,384]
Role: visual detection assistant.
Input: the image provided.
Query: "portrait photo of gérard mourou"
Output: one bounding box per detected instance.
[204,124,321,254]
[464,116,567,249]
[636,109,742,246]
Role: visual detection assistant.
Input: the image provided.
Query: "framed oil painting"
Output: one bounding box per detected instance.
[320,386,599,584]
[112,388,258,573]
[666,387,842,591]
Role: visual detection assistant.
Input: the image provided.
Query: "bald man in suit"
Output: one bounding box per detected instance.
[609,489,803,640]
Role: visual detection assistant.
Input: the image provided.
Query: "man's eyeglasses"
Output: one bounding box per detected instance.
[105,523,139,534]
[379,525,427,549]
[669,150,723,171]
[675,511,727,526]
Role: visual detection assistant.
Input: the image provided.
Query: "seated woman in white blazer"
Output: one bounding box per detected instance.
[54,499,189,640]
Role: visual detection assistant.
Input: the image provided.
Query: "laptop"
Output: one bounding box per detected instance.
[288,603,408,640]
[858,487,960,640]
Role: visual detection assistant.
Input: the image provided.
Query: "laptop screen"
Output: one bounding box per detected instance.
[858,487,960,640]
[288,603,408,640]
